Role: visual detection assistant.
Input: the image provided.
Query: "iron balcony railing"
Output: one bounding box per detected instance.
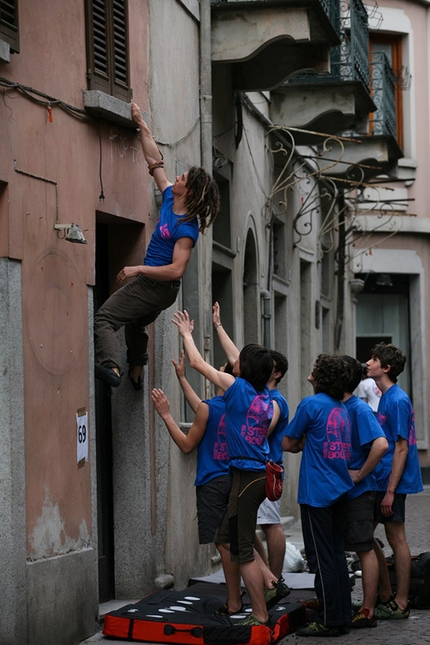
[290,0,370,93]
[369,51,397,138]
[318,0,339,24]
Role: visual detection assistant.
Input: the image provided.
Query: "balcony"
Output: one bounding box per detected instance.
[369,51,396,139]
[311,48,403,183]
[271,0,375,140]
[210,0,340,91]
[268,0,404,183]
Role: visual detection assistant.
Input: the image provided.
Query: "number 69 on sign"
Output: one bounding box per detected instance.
[76,408,89,465]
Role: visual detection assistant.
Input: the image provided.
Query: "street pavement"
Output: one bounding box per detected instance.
[279,486,430,645]
[82,486,430,645]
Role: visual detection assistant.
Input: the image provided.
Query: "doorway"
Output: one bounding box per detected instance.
[354,272,411,396]
[95,222,115,602]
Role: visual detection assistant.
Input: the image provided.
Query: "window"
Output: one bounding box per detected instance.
[213,171,231,250]
[273,217,286,279]
[0,0,19,53]
[369,34,404,149]
[85,0,131,102]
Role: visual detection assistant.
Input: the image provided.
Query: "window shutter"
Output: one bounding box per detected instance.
[86,0,131,101]
[0,0,19,53]
[93,0,109,81]
[112,0,128,91]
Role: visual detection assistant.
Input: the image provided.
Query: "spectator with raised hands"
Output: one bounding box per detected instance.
[172,309,280,627]
[213,302,290,586]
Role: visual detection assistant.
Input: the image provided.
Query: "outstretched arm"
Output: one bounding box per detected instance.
[173,350,202,414]
[172,310,235,391]
[212,302,240,365]
[151,388,209,454]
[131,102,170,194]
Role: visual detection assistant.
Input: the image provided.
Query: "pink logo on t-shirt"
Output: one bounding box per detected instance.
[240,395,272,446]
[213,413,229,460]
[160,223,171,239]
[377,412,387,427]
[323,407,351,460]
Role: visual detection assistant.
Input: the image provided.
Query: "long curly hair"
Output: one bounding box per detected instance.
[183,166,220,233]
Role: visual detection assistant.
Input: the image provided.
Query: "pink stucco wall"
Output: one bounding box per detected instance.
[0,0,151,557]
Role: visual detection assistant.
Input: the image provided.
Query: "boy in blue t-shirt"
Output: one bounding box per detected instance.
[152,351,232,543]
[342,355,388,629]
[212,302,290,582]
[366,342,423,620]
[283,354,353,637]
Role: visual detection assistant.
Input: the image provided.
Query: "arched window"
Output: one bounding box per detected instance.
[243,229,259,345]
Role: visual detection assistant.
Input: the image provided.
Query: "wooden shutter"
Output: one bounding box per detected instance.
[92,0,109,85]
[112,0,128,90]
[86,0,131,101]
[0,0,19,53]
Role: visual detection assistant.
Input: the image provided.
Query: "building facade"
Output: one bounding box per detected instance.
[0,1,428,643]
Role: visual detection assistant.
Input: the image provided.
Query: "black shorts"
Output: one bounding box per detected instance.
[196,475,232,544]
[374,491,407,523]
[344,491,376,552]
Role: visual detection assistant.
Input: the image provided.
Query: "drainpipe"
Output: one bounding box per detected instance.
[261,289,272,349]
[200,0,213,397]
[334,190,346,352]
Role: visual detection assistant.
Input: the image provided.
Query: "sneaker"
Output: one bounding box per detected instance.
[349,609,377,628]
[237,613,270,627]
[264,577,292,609]
[375,593,394,607]
[128,368,143,391]
[375,599,410,620]
[95,364,122,387]
[213,601,244,616]
[296,622,349,637]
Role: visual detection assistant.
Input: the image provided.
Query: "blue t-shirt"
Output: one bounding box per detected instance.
[195,396,230,487]
[268,389,289,469]
[344,395,387,499]
[285,393,353,507]
[374,384,423,494]
[144,185,199,267]
[223,378,272,472]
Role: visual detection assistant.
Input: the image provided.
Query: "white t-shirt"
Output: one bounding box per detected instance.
[354,377,381,412]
